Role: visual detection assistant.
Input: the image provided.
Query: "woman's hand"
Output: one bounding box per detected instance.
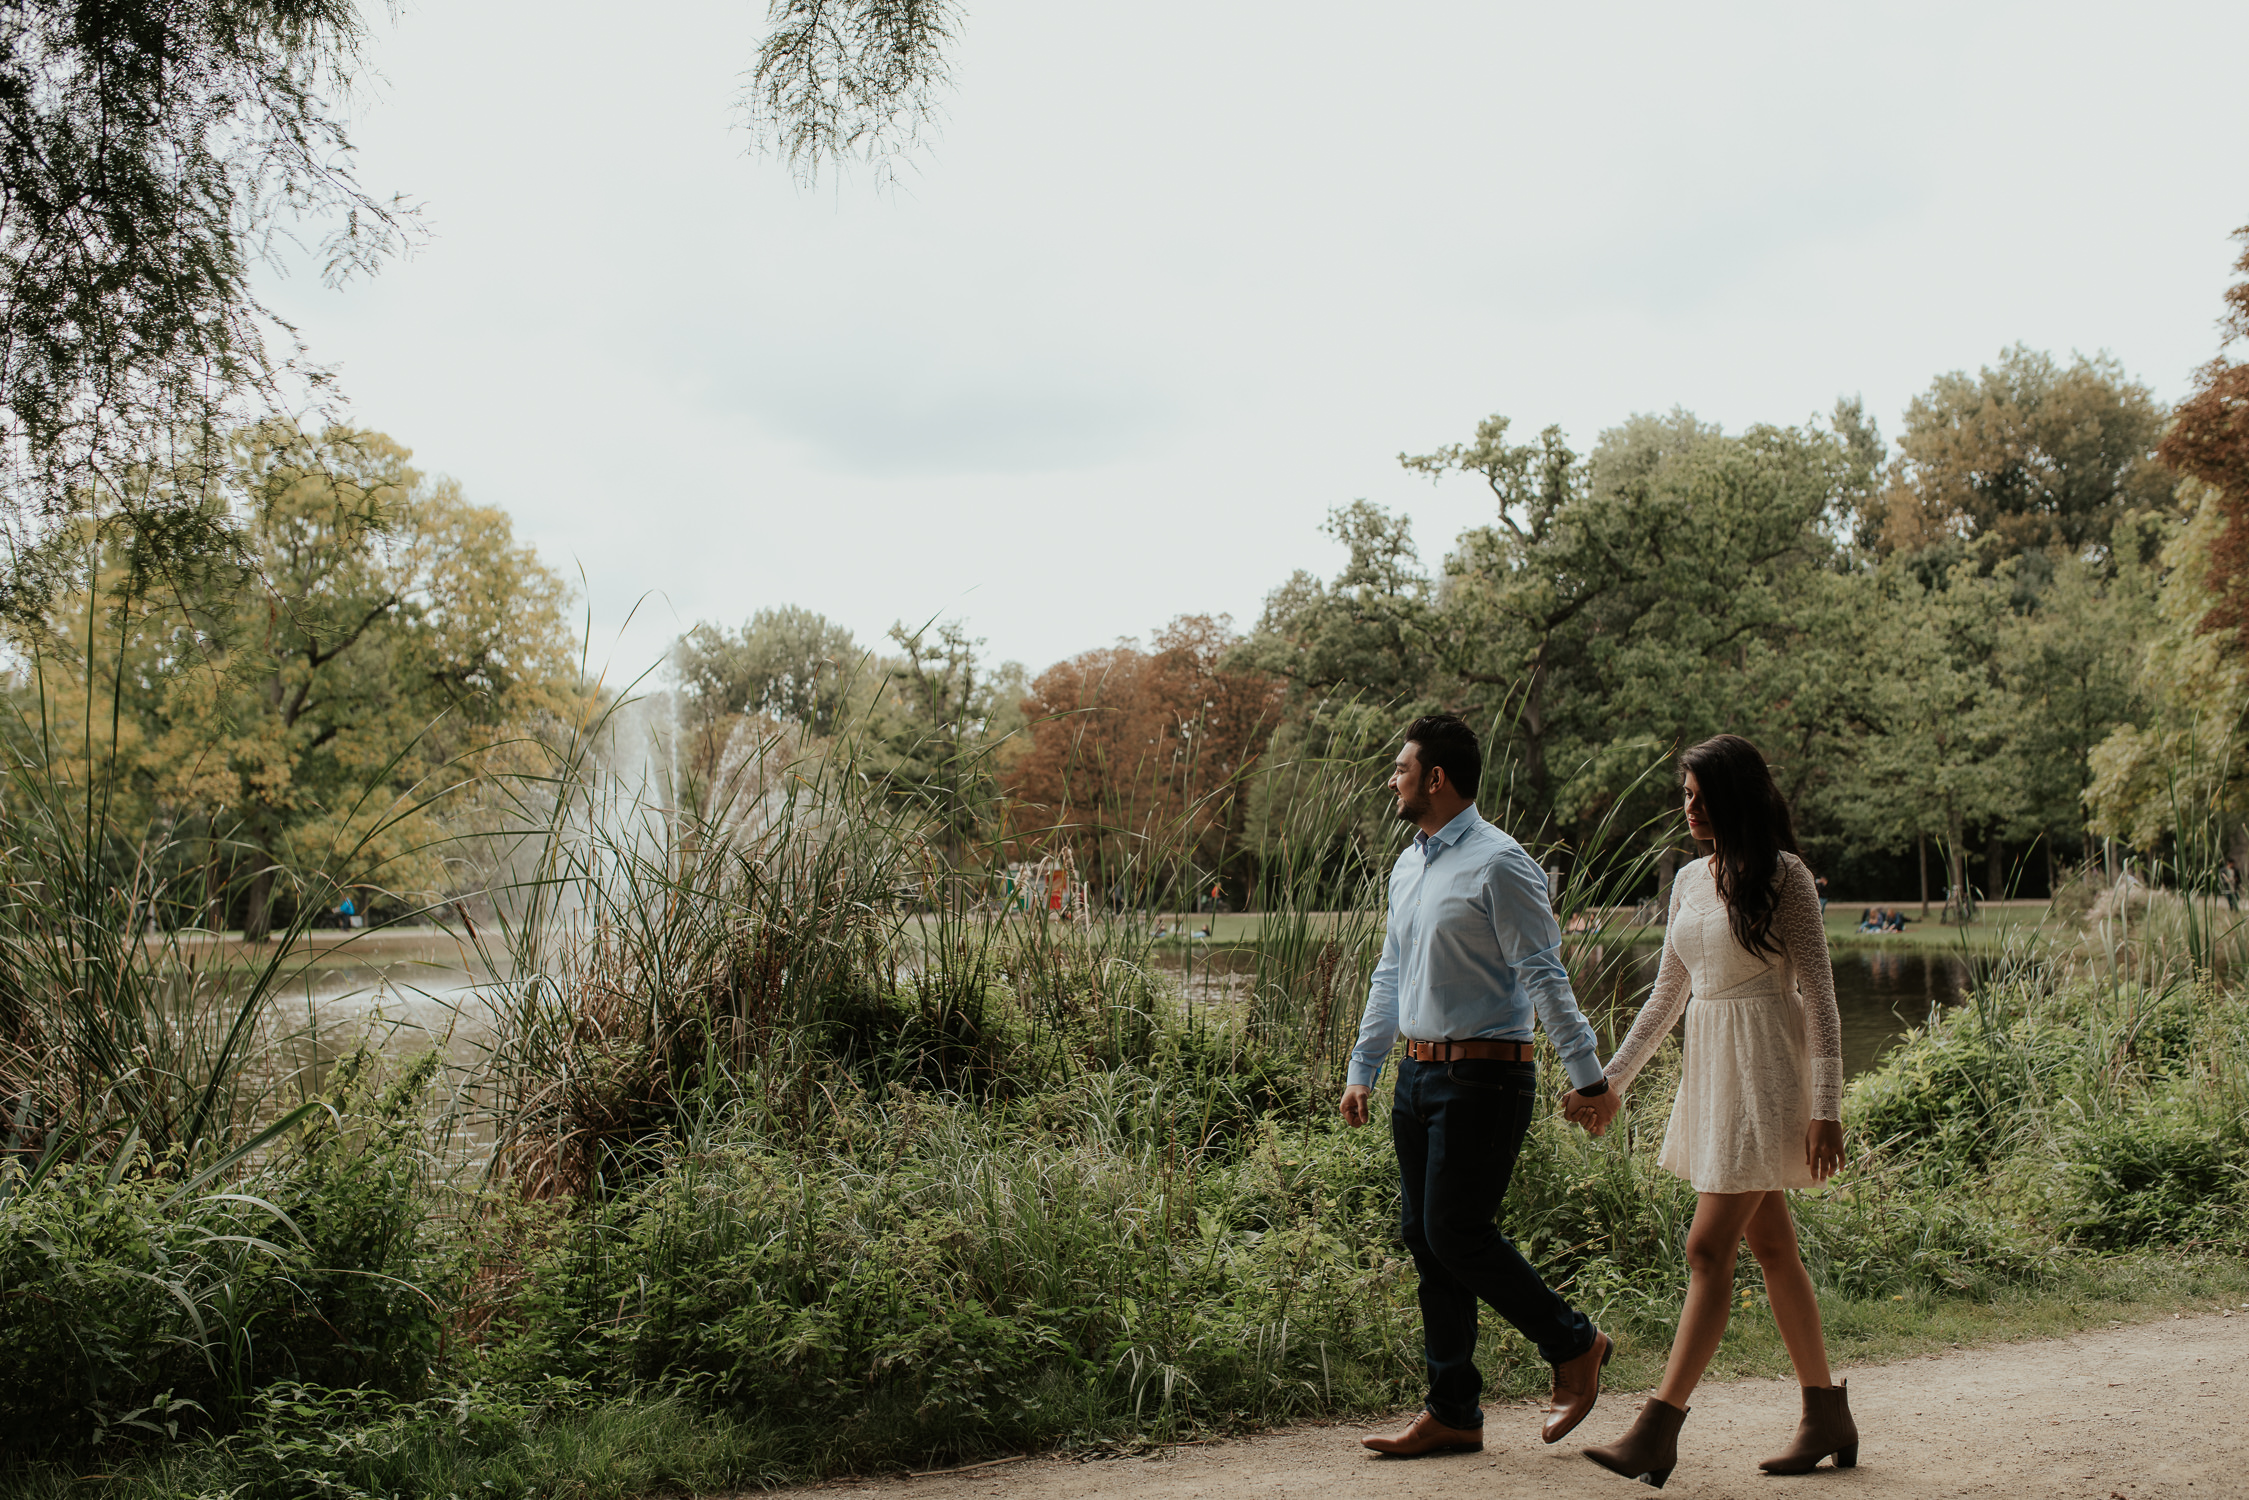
[1805,1118,1845,1181]
[1563,1088,1622,1136]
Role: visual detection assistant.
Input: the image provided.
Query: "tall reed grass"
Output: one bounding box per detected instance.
[12,653,2249,1492]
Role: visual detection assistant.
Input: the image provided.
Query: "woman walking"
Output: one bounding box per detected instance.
[1564,735,1855,1488]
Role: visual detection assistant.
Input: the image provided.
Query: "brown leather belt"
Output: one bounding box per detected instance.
[1406,1038,1534,1063]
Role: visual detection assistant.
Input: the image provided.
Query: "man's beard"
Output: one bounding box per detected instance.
[1393,792,1426,825]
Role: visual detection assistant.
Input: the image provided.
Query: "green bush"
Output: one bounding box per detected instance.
[2067,1091,2249,1248]
[467,1067,1420,1468]
[1847,987,2079,1170]
[0,1052,448,1450]
[192,1380,594,1500]
[1506,1040,1698,1293]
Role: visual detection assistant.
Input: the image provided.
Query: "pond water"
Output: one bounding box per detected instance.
[264,961,489,1078]
[291,936,1972,1088]
[1573,944,1974,1079]
[1160,942,1976,1080]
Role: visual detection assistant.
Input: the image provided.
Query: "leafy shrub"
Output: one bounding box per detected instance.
[2067,1091,2249,1249]
[472,1068,1420,1465]
[1796,1174,2053,1296]
[1507,1040,1698,1294]
[1847,996,2079,1168]
[0,1052,447,1450]
[198,1380,593,1500]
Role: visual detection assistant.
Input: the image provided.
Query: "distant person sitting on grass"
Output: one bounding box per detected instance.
[1856,908,1876,932]
[1883,909,1907,932]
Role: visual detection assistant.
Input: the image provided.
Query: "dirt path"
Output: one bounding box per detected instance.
[760,1311,2248,1500]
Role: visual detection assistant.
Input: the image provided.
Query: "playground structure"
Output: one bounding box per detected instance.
[997,850,1090,919]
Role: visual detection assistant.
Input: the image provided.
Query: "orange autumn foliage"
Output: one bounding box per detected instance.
[2169,224,2249,649]
[1005,615,1281,896]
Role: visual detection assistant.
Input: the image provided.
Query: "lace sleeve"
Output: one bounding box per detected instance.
[1604,874,1691,1096]
[1777,854,1843,1120]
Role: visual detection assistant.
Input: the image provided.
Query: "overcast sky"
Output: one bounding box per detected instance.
[259,0,2249,683]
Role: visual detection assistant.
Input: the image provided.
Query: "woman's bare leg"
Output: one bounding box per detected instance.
[1743,1190,1833,1387]
[1654,1190,1767,1408]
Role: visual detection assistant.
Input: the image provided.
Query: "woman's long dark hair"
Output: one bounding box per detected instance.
[1681,734,1801,958]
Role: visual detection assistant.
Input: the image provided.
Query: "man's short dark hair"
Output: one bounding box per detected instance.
[1403,712,1481,800]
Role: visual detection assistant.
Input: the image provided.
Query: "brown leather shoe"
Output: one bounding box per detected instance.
[1541,1330,1612,1443]
[1360,1410,1485,1457]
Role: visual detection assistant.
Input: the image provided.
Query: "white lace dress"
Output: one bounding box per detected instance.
[1604,853,1843,1194]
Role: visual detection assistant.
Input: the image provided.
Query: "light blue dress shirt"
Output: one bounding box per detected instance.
[1347,804,1607,1091]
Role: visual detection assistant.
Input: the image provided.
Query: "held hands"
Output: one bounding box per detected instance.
[1561,1086,1622,1136]
[1805,1118,1846,1181]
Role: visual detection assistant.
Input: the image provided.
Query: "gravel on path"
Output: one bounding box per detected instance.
[750,1310,2249,1500]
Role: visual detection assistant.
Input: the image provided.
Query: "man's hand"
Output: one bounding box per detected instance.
[1805,1118,1846,1181]
[1339,1083,1373,1128]
[1561,1087,1622,1136]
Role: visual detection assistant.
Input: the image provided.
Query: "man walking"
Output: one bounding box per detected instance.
[1342,713,1613,1456]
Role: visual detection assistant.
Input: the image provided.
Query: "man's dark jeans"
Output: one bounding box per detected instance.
[1392,1055,1596,1431]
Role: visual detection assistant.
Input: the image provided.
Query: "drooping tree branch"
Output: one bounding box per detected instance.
[743,0,960,186]
[0,0,422,604]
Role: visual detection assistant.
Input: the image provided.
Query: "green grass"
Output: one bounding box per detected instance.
[7,1255,2237,1500]
[1817,900,2059,955]
[17,957,2249,1498]
[156,925,481,973]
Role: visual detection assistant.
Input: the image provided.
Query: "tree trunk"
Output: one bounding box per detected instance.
[1986,830,2004,903]
[1918,831,1929,918]
[1655,846,1679,918]
[1948,811,1973,923]
[1522,658,1550,835]
[243,862,277,944]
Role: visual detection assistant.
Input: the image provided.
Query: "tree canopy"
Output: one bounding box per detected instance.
[1863,346,2173,565]
[10,424,581,939]
[1008,615,1282,898]
[0,0,416,581]
[668,332,2216,911]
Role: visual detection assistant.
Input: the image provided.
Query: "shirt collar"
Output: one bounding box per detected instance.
[1415,803,1484,859]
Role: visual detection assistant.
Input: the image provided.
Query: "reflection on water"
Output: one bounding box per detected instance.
[1569,944,1972,1079]
[262,963,491,1082]
[297,938,1966,1091]
[1155,942,1974,1080]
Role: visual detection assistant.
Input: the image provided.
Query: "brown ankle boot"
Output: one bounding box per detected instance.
[1583,1397,1688,1489]
[1757,1380,1858,1473]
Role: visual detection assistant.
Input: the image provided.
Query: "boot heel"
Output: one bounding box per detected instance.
[1585,1398,1688,1491]
[1759,1382,1858,1475]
